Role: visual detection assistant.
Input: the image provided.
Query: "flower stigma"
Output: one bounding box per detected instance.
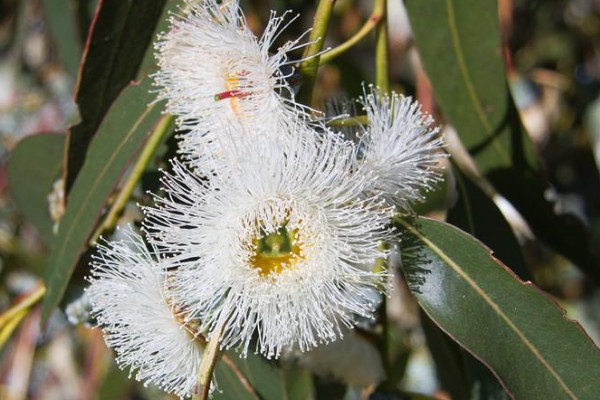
[214,70,251,113]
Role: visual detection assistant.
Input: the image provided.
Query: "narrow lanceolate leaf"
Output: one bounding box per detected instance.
[64,0,167,190]
[7,133,65,244]
[42,78,164,323]
[398,217,600,400]
[404,0,600,283]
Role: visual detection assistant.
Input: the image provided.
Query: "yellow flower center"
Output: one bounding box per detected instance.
[250,226,303,277]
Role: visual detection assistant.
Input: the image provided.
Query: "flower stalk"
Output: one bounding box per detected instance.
[297,0,337,106]
[375,0,389,93]
[0,283,45,349]
[320,0,385,64]
[373,0,391,383]
[192,322,226,400]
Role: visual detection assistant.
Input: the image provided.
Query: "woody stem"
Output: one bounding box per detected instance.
[192,322,226,400]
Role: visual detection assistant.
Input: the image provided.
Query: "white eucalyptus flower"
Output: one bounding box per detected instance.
[154,0,310,172]
[357,85,446,210]
[86,228,203,399]
[143,129,394,359]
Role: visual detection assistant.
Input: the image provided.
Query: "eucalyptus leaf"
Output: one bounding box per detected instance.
[398,216,600,399]
[446,168,525,399]
[42,78,165,323]
[64,0,167,190]
[405,0,600,283]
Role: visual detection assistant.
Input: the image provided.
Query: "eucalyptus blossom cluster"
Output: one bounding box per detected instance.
[86,0,445,397]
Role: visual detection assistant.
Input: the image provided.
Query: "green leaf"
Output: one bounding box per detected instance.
[404,0,600,283]
[214,352,284,400]
[40,0,82,78]
[398,216,600,400]
[7,133,65,244]
[42,78,164,323]
[64,0,167,190]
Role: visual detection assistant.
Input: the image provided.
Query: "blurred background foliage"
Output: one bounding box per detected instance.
[1,0,600,399]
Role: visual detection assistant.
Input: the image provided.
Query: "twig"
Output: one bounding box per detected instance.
[375,0,389,92]
[297,0,337,106]
[192,322,226,400]
[0,284,45,330]
[320,1,385,64]
[0,307,29,349]
[374,0,391,385]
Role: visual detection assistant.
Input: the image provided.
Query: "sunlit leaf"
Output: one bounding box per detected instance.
[398,216,600,399]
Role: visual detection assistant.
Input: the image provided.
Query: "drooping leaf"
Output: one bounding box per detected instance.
[64,0,167,191]
[42,78,165,323]
[7,133,65,244]
[40,0,82,78]
[404,0,600,283]
[398,216,600,400]
[75,0,96,43]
